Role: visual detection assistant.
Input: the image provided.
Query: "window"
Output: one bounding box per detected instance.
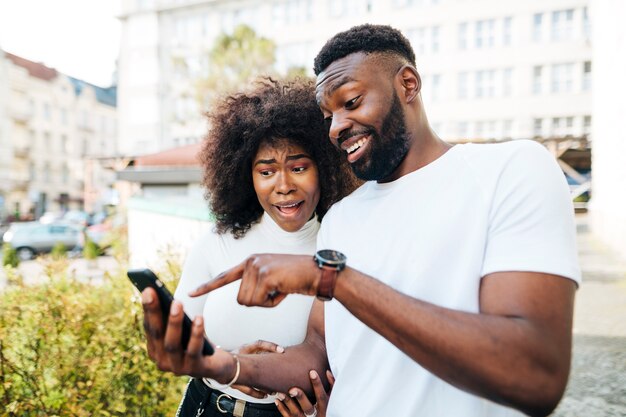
[409,27,427,55]
[502,68,513,96]
[458,72,469,99]
[552,117,562,136]
[583,61,592,91]
[475,20,484,48]
[551,9,574,41]
[533,66,543,94]
[533,118,543,136]
[583,7,591,41]
[473,19,495,48]
[475,121,484,138]
[532,13,543,42]
[485,19,495,47]
[565,116,574,135]
[458,22,468,50]
[551,63,574,93]
[475,71,484,98]
[425,74,441,102]
[476,70,496,98]
[62,164,69,184]
[502,17,512,46]
[61,135,69,152]
[431,26,440,53]
[583,115,592,134]
[457,121,469,138]
[43,102,51,121]
[503,120,513,138]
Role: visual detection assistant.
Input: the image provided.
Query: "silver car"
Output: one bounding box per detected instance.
[2,221,83,261]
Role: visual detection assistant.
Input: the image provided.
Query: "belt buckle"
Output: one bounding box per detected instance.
[216,393,232,414]
[216,393,246,417]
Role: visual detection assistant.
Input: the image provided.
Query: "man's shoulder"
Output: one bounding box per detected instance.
[459,139,546,160]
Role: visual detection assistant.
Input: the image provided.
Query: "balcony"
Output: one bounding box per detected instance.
[10,106,33,124]
[13,145,31,159]
[10,174,30,191]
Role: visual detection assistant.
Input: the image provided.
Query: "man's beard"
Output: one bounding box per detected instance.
[350,92,411,181]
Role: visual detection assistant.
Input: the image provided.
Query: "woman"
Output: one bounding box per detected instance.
[170,77,357,417]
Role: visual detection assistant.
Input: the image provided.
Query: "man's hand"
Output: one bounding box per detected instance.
[189,254,320,307]
[141,287,236,382]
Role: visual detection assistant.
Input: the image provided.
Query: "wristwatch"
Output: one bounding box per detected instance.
[314,249,347,301]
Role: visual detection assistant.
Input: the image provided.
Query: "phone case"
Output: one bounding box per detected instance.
[127,268,214,355]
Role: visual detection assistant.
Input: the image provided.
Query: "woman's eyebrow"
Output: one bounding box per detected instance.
[253,158,277,166]
[286,154,312,162]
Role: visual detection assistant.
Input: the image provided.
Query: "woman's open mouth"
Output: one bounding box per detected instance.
[273,201,304,215]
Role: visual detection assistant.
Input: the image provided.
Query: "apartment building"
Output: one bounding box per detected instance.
[118,0,591,155]
[0,51,118,219]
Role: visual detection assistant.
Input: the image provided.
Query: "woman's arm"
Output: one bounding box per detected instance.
[141,291,330,398]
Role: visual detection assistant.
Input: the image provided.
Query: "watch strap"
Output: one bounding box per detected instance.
[316,265,338,301]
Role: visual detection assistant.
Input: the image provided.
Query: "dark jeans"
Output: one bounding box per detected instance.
[176,378,282,417]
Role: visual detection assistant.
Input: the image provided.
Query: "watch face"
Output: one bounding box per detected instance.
[316,249,347,267]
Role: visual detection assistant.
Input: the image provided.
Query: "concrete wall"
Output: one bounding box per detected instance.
[589,0,626,260]
[127,196,213,269]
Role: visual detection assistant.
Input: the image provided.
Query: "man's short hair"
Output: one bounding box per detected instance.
[313,24,416,75]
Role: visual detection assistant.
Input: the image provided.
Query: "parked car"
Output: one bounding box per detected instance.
[2,221,83,261]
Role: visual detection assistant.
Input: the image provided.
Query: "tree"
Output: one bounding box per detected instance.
[195,24,277,105]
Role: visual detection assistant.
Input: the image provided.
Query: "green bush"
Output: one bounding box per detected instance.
[2,243,19,268]
[83,235,101,260]
[0,262,185,416]
[51,242,67,260]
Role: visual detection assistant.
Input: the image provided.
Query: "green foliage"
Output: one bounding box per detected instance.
[2,243,19,268]
[0,261,185,416]
[108,224,129,267]
[83,235,101,261]
[50,242,67,260]
[195,24,277,104]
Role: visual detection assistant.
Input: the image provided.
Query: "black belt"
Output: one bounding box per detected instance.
[193,378,280,417]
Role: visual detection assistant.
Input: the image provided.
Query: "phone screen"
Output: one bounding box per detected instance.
[127,268,214,355]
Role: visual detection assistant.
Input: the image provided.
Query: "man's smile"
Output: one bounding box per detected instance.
[341,133,371,163]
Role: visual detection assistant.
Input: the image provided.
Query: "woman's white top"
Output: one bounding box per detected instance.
[174,212,318,403]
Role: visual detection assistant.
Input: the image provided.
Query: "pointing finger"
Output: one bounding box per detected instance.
[189,261,245,296]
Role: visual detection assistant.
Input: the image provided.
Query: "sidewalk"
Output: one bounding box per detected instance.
[0,255,119,288]
[553,214,626,416]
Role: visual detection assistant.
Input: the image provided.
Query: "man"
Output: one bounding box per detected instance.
[143,24,579,417]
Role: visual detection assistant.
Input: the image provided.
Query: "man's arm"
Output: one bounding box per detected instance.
[333,268,576,417]
[141,288,329,397]
[192,256,576,417]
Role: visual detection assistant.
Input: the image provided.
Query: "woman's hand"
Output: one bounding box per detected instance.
[231,340,285,399]
[275,370,335,417]
[141,288,236,382]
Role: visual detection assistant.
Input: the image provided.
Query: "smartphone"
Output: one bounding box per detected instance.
[127,268,214,355]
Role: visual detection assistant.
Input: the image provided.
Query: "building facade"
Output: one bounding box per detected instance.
[117,0,592,155]
[0,51,118,220]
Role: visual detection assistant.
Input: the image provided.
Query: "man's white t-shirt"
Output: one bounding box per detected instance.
[318,140,581,417]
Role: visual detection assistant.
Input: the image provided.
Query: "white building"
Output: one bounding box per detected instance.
[0,51,118,219]
[117,0,592,155]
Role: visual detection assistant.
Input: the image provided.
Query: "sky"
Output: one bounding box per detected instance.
[0,0,121,87]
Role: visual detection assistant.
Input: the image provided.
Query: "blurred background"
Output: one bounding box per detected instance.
[0,0,624,416]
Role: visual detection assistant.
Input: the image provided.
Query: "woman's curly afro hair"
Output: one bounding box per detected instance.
[200,77,359,238]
